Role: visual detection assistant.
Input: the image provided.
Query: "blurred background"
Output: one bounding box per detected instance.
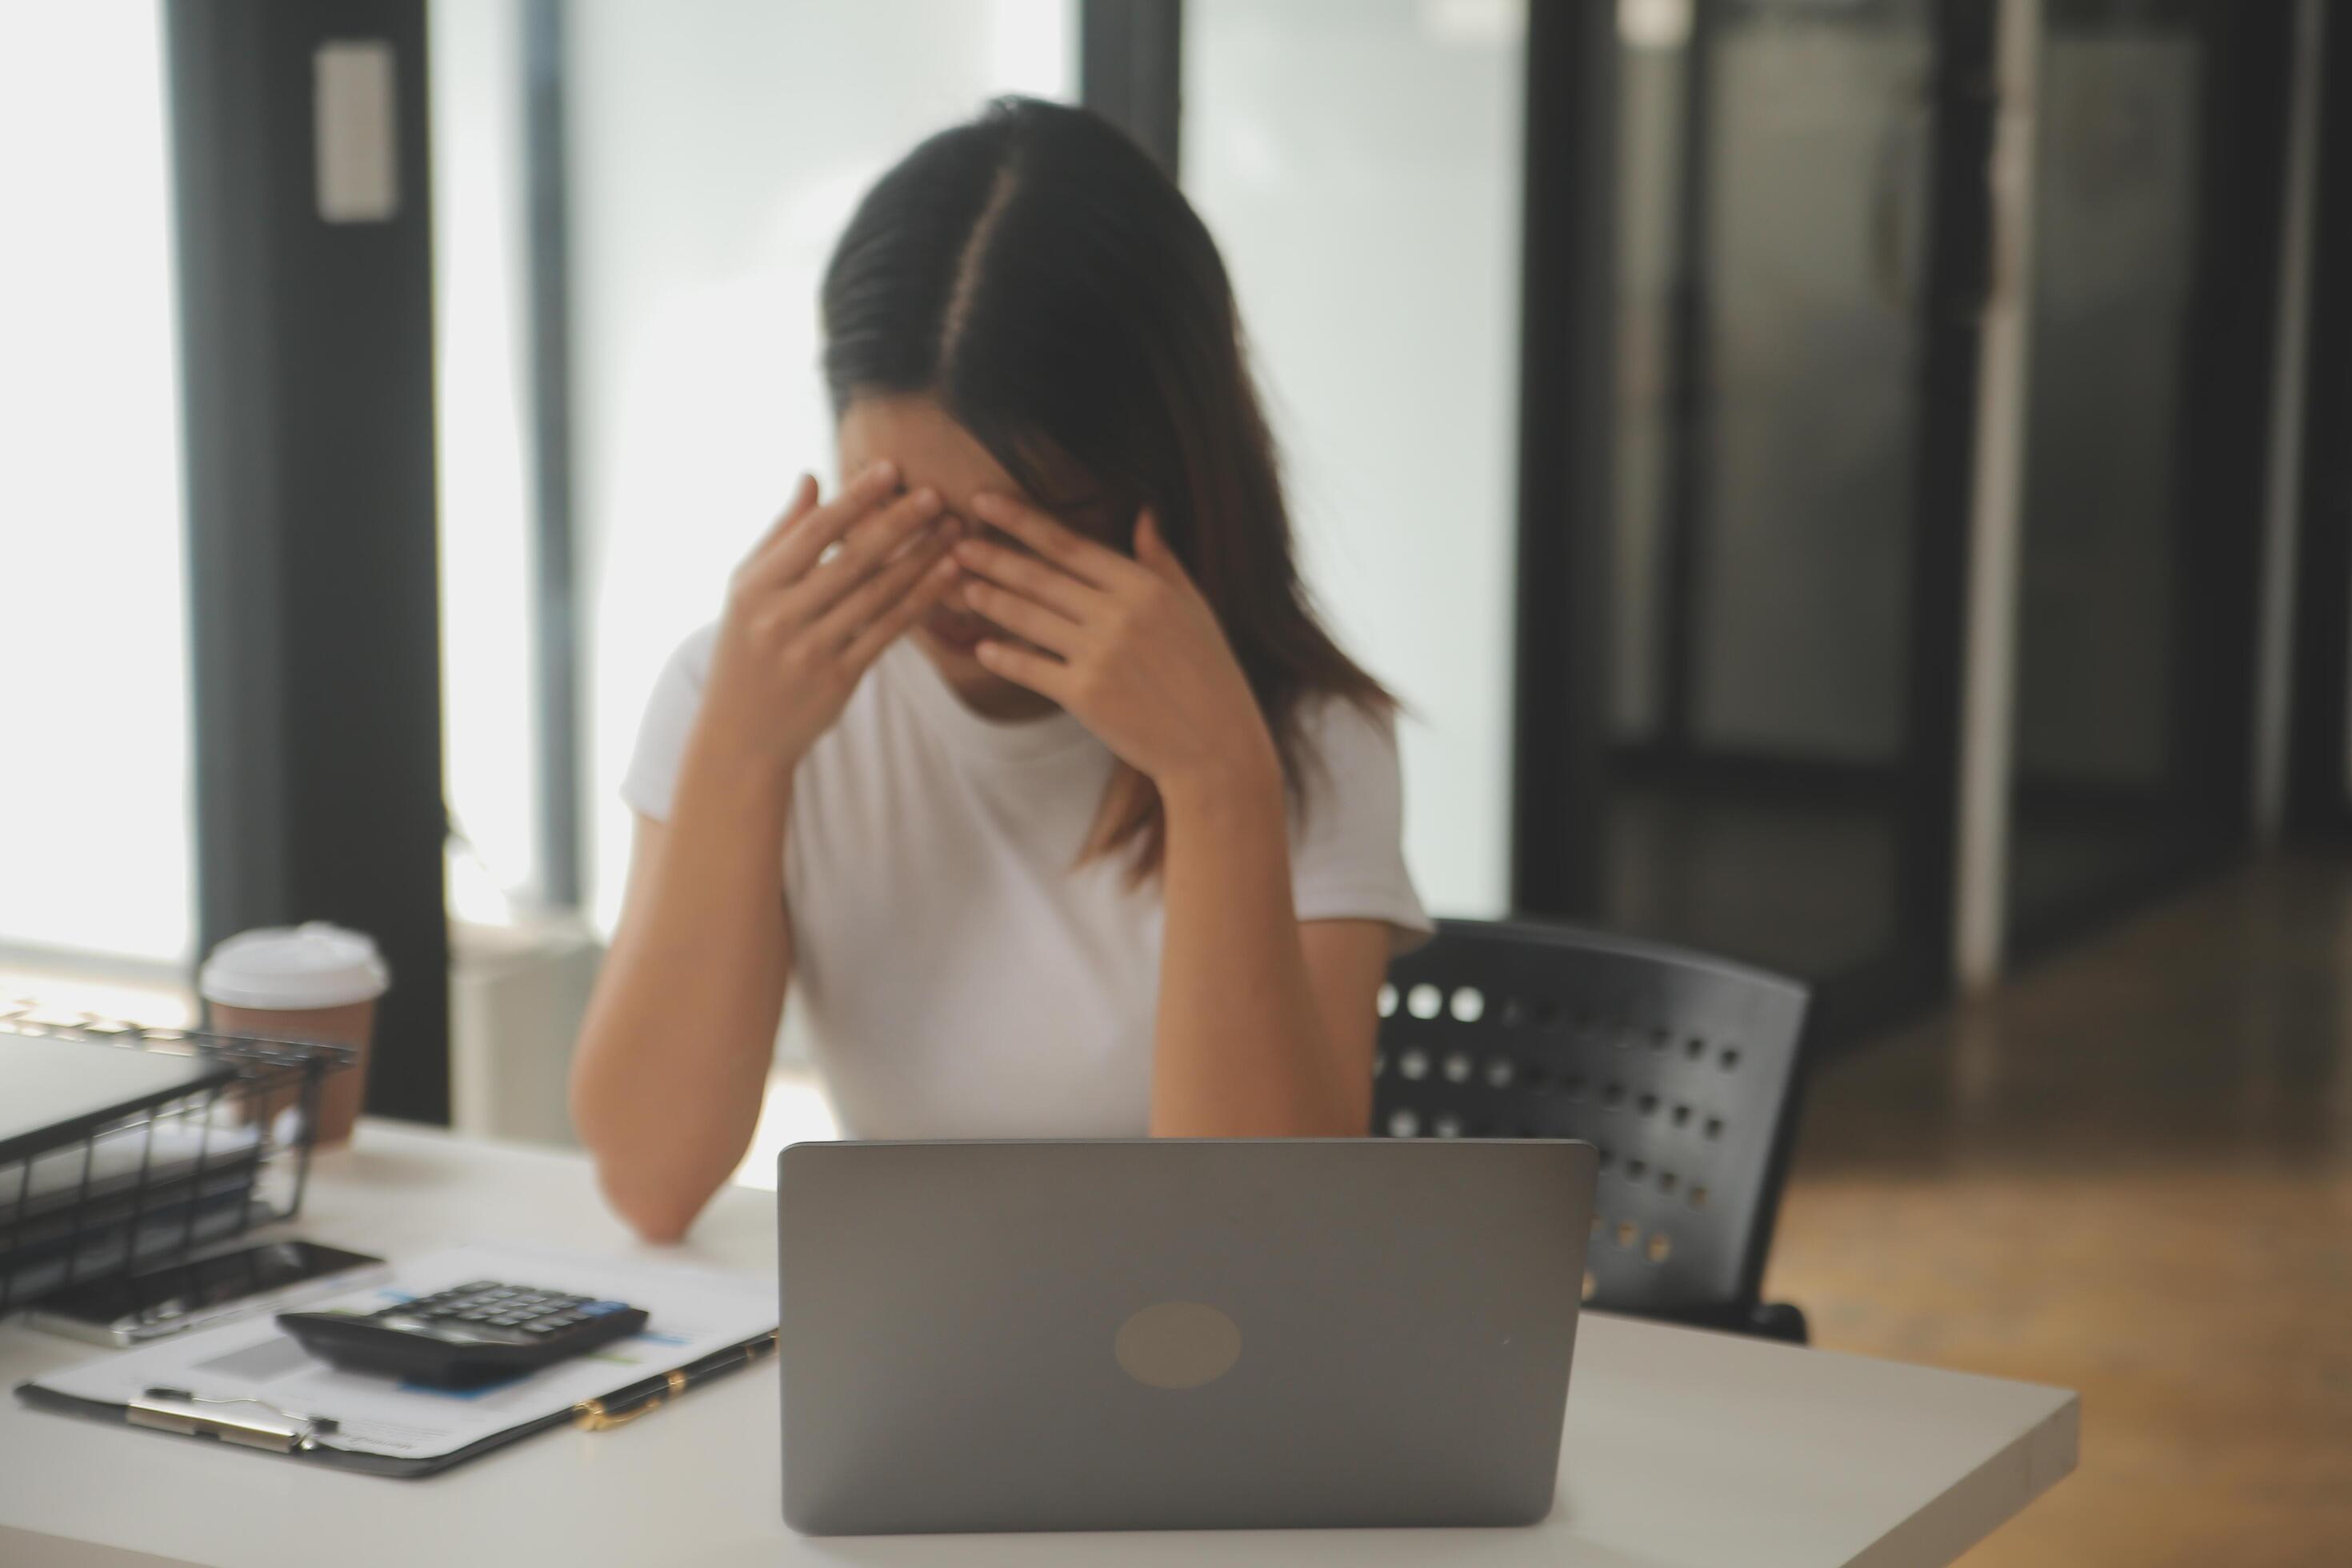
[2,1,2347,1561]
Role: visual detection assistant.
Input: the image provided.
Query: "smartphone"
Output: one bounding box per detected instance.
[22,1239,389,1348]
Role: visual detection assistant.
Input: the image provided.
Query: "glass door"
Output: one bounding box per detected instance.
[1582,0,1995,1038]
[2002,0,2285,956]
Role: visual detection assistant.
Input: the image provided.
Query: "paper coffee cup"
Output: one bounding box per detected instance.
[199,923,390,1147]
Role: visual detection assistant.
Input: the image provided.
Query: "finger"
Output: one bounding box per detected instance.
[789,486,946,616]
[968,491,1135,590]
[1133,509,1192,586]
[952,535,1099,621]
[841,554,964,671]
[745,460,901,587]
[831,484,947,570]
[960,577,1086,656]
[974,638,1074,702]
[741,473,821,564]
[810,525,958,650]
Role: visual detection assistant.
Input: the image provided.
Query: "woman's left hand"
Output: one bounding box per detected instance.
[956,493,1280,803]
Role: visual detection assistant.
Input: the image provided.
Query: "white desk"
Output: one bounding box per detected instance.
[0,1122,2076,1566]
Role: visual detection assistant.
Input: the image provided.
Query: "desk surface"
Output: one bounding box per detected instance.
[0,1122,2076,1567]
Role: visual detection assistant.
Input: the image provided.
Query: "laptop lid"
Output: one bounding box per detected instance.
[778,1138,1594,1534]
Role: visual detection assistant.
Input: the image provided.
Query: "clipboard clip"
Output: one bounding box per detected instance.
[130,1386,342,1454]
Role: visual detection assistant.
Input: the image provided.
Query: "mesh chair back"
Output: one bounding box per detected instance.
[1373,918,1810,1319]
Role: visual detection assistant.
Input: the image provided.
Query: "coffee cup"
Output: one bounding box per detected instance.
[198,923,390,1147]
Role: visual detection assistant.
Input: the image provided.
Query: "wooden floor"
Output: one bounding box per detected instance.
[1766,855,2352,1566]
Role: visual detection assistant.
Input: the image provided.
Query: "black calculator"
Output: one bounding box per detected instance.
[278,1280,649,1386]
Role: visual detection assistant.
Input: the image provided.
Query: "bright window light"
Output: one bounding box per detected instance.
[0,4,192,966]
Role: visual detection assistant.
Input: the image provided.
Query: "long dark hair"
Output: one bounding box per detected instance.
[821,97,1390,879]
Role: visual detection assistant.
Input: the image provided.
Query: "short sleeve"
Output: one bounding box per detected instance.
[619,624,720,822]
[1288,698,1434,953]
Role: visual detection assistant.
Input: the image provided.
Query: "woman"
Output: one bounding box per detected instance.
[571,98,1428,1242]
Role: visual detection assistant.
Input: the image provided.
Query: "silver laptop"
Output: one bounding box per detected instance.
[778,1138,1594,1534]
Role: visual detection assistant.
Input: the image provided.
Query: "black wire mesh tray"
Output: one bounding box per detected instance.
[0,997,356,1313]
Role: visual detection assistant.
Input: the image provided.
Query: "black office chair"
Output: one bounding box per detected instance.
[1373,918,1812,1342]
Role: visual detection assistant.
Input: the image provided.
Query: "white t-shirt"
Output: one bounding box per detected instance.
[621,626,1430,1138]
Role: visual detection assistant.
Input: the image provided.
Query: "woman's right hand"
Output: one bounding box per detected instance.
[693,461,961,786]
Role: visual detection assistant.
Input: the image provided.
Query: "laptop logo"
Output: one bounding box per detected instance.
[1114,1301,1242,1390]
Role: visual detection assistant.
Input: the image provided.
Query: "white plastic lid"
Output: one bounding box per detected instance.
[198,922,390,1010]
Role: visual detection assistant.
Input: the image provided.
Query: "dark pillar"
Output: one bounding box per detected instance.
[166,1,450,1122]
[1510,0,1620,917]
[1082,0,1184,176]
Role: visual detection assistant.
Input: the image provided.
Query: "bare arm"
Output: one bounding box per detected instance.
[952,494,1390,1136]
[1148,766,1388,1134]
[571,465,961,1240]
[570,796,790,1243]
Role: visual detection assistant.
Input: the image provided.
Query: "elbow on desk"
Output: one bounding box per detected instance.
[571,1090,710,1246]
[614,1193,698,1249]
[583,1147,706,1246]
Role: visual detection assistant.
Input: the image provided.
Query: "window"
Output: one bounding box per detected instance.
[433,0,544,922]
[1183,0,1528,915]
[0,5,192,969]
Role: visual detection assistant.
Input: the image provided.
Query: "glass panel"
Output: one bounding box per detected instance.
[551,0,1074,930]
[2006,0,2204,929]
[431,0,542,922]
[0,6,192,966]
[1693,0,1931,762]
[1183,0,1527,915]
[1602,0,1942,988]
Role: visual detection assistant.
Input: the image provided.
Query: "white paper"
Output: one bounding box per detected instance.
[28,1242,774,1462]
[1,1118,260,1214]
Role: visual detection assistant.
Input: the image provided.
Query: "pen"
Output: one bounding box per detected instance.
[572,1329,778,1430]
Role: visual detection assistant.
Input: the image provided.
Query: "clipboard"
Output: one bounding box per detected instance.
[15,1328,778,1478]
[14,1243,779,1478]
